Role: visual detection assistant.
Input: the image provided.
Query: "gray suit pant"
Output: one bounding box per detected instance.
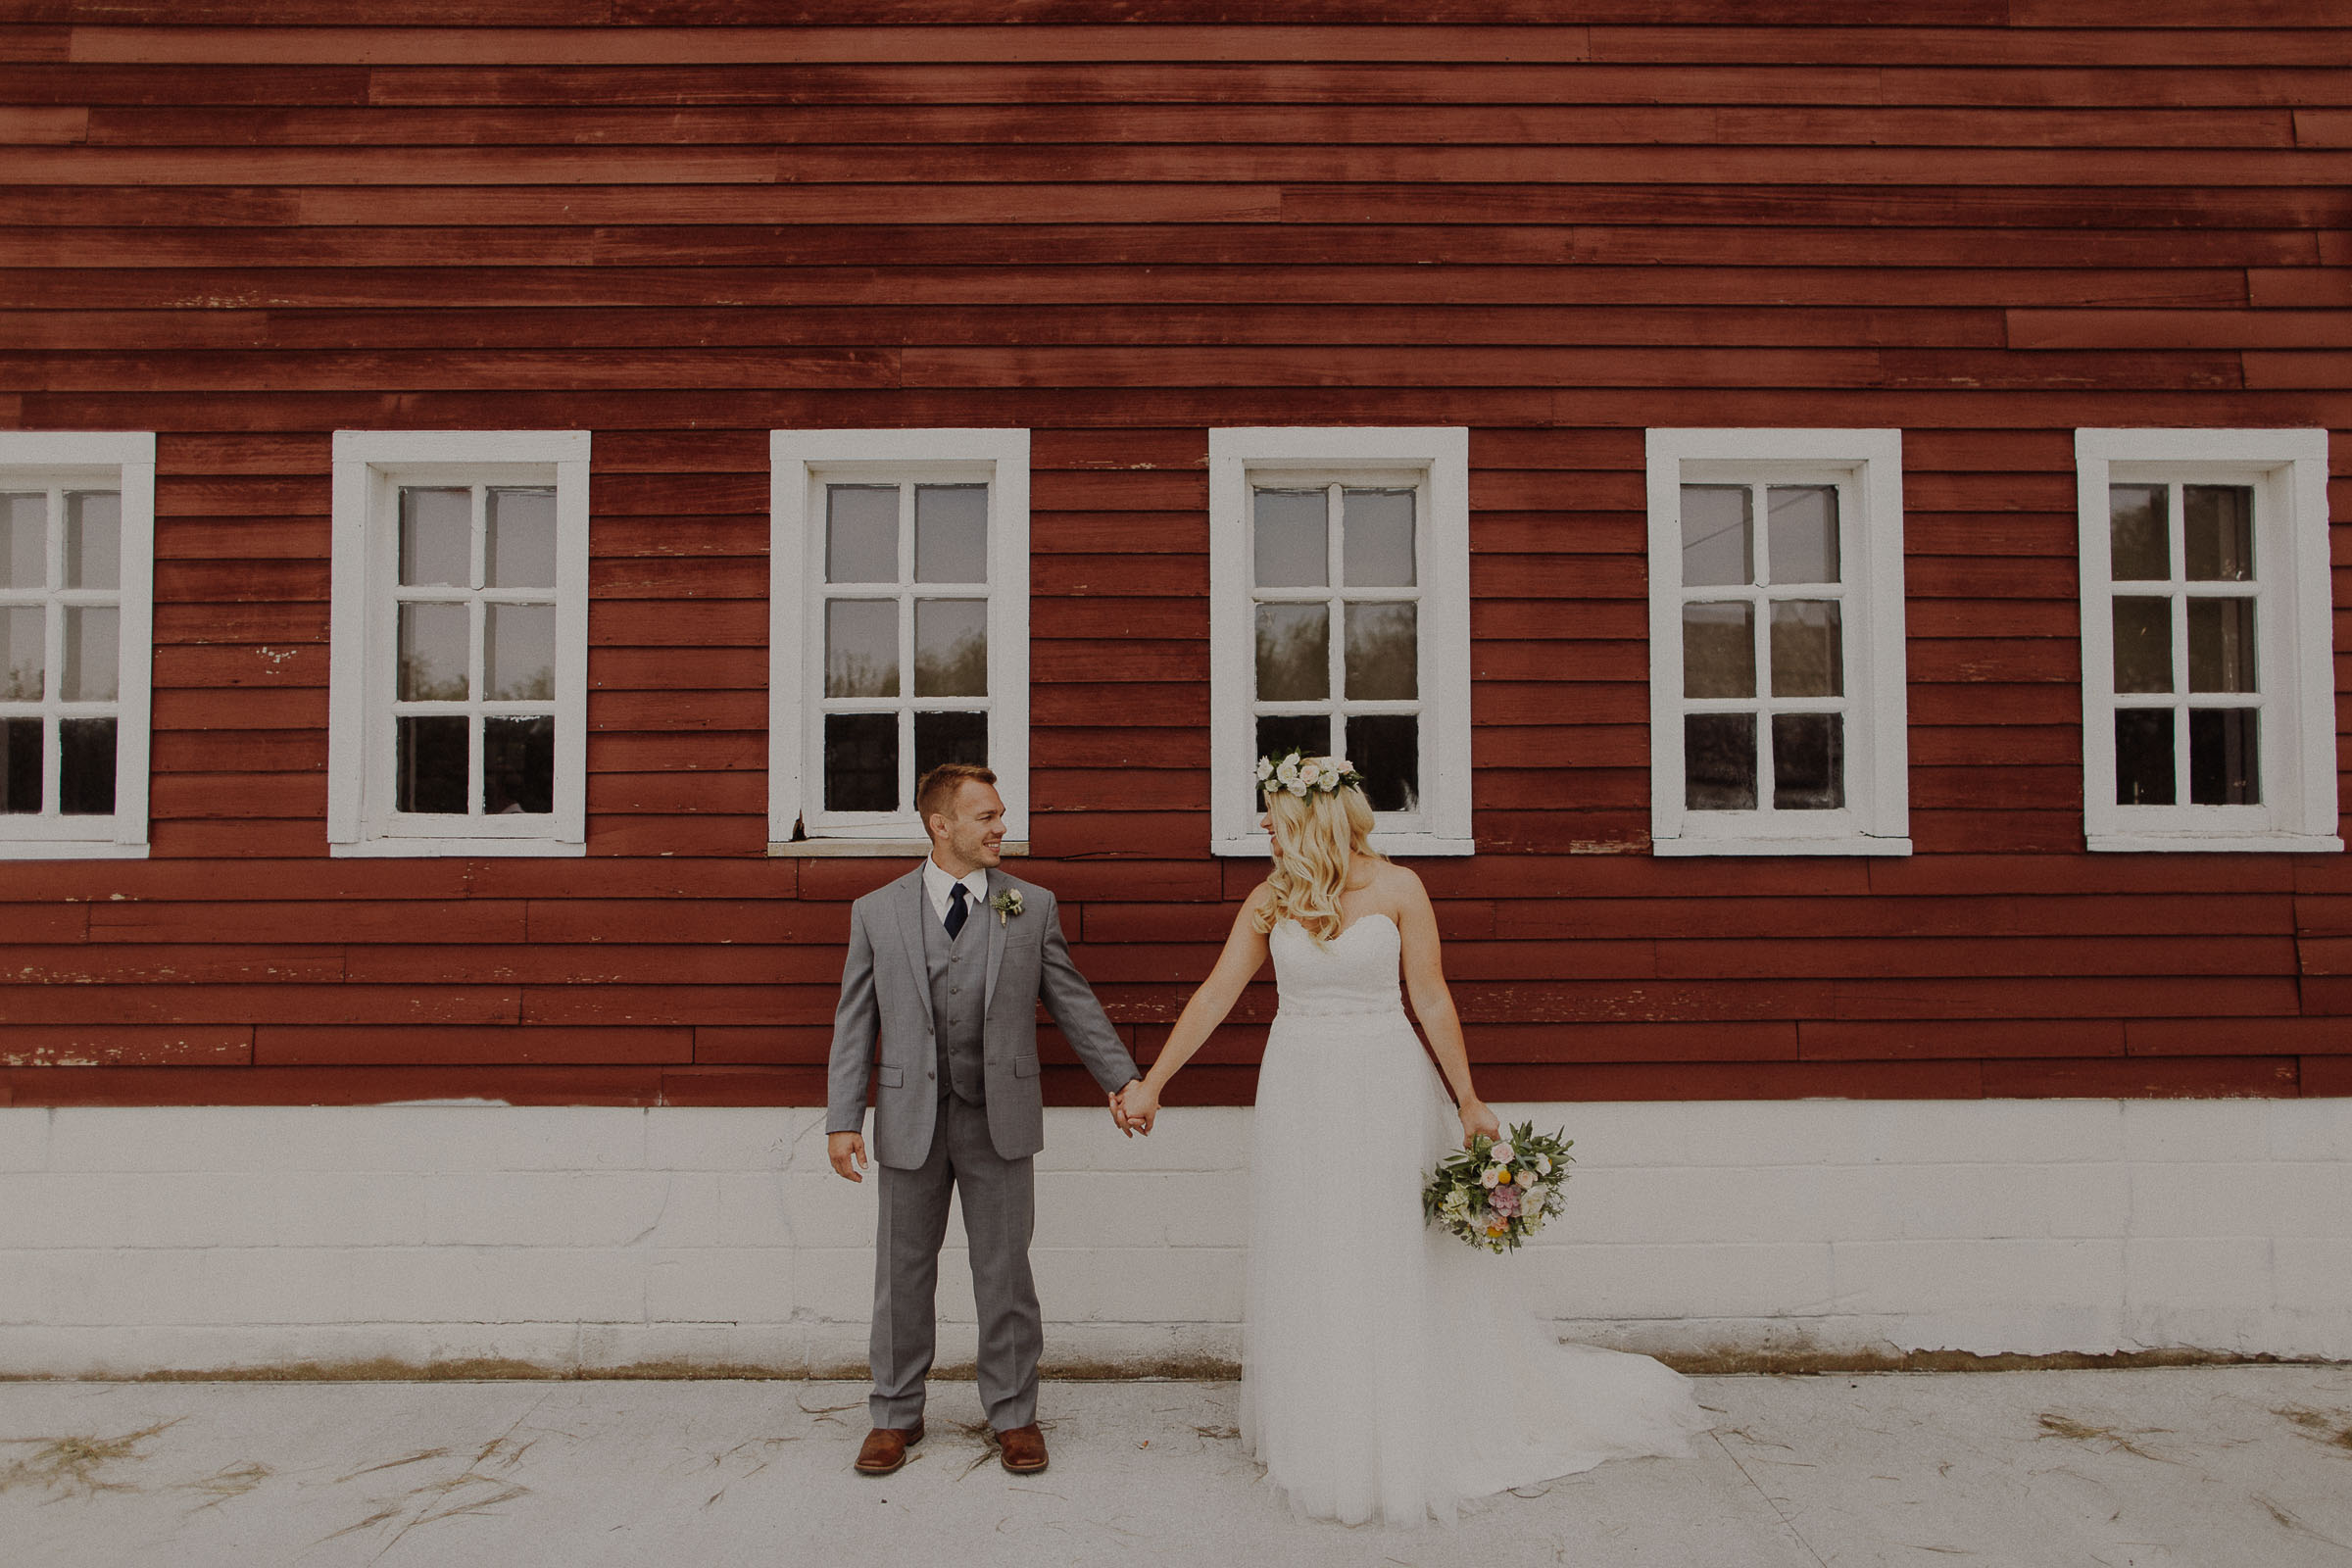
[869,1092,1041,1431]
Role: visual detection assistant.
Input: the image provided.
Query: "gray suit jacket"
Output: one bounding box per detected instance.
[825,864,1141,1168]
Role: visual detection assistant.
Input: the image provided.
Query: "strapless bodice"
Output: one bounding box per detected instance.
[1270,912,1405,1019]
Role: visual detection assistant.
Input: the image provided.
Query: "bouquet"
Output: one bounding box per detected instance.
[1422,1122,1574,1254]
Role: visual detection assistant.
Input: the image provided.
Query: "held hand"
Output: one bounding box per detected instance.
[828,1131,869,1183]
[1107,1090,1135,1137]
[1457,1098,1500,1149]
[1118,1079,1160,1136]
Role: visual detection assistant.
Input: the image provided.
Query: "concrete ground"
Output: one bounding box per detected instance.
[2,1368,2349,1567]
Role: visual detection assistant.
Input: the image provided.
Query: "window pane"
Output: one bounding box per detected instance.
[1766,485,1838,584]
[2184,484,2254,582]
[399,487,470,587]
[824,599,899,698]
[60,716,116,815]
[486,487,557,589]
[2111,597,2172,694]
[1253,488,1327,588]
[824,711,898,811]
[395,714,467,813]
[825,484,898,584]
[1342,488,1415,587]
[2109,484,2169,581]
[1681,602,1754,699]
[61,607,118,702]
[1771,712,1844,810]
[2187,599,2256,694]
[1253,713,1330,777]
[1255,602,1329,701]
[0,605,42,701]
[914,484,988,584]
[0,717,39,812]
[2114,709,2176,806]
[1344,601,1416,700]
[913,598,987,697]
[914,710,987,778]
[1345,713,1419,813]
[1680,485,1751,588]
[483,714,555,814]
[397,601,470,700]
[2189,708,2259,806]
[485,602,556,701]
[1769,600,1842,698]
[1685,712,1757,810]
[0,494,41,589]
[64,492,120,590]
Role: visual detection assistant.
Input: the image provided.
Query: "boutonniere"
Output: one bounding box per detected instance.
[989,889,1024,926]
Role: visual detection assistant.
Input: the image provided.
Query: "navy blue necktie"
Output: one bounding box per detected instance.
[945,882,970,940]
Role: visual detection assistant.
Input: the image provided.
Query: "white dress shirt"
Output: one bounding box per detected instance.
[922,857,990,926]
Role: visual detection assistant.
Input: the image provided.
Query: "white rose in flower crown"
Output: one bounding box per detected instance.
[1297,760,1324,789]
[1329,757,1351,777]
[1275,756,1301,788]
[1255,757,1275,782]
[1491,1142,1516,1165]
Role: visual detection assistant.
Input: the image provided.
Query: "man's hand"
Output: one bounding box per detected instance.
[828,1131,869,1182]
[1116,1079,1158,1137]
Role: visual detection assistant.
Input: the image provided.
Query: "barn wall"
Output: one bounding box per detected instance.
[2,13,2349,1104]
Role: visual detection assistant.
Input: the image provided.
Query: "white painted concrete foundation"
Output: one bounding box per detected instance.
[0,1100,2345,1379]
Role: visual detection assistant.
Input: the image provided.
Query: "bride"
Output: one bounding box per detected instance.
[1115,753,1707,1526]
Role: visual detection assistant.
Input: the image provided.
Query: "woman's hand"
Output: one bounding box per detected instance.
[1118,1079,1161,1135]
[1457,1098,1500,1148]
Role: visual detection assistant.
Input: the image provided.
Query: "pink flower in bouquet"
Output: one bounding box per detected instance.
[1489,1182,1522,1218]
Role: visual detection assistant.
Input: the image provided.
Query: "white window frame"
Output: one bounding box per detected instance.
[327,430,589,858]
[1207,426,1473,858]
[768,428,1031,854]
[2075,427,2337,854]
[0,431,155,859]
[1645,428,1911,857]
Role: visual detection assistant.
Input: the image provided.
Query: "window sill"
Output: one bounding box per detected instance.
[2086,831,2342,855]
[768,839,1031,858]
[1652,834,1914,858]
[331,837,585,858]
[0,839,150,860]
[1211,834,1477,858]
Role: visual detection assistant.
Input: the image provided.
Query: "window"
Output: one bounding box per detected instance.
[1208,427,1472,857]
[769,429,1030,851]
[0,431,155,858]
[2075,428,2336,853]
[1645,429,1910,856]
[327,431,588,857]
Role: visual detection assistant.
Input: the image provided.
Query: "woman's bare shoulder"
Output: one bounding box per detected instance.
[1368,858,1429,915]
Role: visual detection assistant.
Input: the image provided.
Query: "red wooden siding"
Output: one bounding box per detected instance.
[1,9,2348,1106]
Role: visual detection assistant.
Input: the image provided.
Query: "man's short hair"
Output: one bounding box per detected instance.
[916,761,998,825]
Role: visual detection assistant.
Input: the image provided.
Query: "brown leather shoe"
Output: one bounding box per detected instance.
[854,1420,923,1476]
[996,1421,1049,1474]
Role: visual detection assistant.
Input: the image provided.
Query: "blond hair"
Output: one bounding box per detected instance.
[1251,783,1382,945]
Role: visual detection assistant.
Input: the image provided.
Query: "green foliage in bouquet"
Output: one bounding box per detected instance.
[1421,1121,1575,1255]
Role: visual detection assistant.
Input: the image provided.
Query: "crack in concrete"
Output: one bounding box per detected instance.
[1707,1427,1834,1568]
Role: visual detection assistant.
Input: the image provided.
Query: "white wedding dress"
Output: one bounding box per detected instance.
[1240,913,1709,1527]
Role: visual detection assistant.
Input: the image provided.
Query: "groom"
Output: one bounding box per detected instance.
[825,761,1146,1478]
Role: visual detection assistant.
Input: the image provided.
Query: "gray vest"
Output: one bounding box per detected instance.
[921,890,988,1104]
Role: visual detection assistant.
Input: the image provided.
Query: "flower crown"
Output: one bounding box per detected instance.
[1254,750,1365,799]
